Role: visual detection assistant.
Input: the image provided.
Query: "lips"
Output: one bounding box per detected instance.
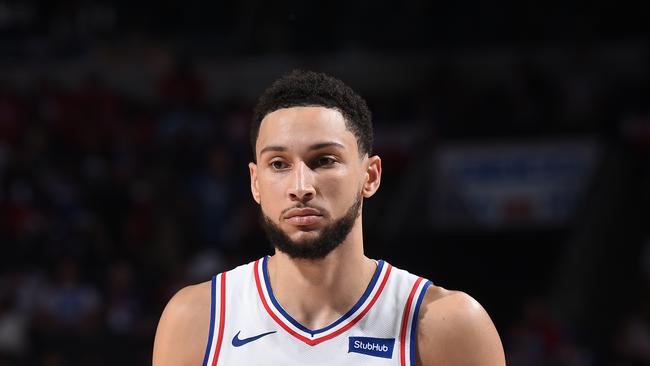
[283,208,323,226]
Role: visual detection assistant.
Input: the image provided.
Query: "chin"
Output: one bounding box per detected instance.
[289,230,322,241]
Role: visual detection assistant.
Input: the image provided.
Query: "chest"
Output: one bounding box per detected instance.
[202,259,430,366]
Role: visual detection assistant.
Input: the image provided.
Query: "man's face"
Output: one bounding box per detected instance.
[249,106,380,259]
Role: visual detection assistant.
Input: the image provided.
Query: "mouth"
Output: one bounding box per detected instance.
[283,208,324,226]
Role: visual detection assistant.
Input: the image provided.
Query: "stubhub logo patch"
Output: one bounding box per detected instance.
[348,336,395,359]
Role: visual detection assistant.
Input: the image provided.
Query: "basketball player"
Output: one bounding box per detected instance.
[153,71,506,365]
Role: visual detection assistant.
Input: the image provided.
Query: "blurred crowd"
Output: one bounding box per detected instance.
[0,48,649,365]
[0,64,264,364]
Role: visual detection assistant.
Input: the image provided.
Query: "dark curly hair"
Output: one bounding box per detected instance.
[251,70,373,161]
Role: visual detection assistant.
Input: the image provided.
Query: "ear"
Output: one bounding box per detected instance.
[249,162,261,204]
[362,155,382,198]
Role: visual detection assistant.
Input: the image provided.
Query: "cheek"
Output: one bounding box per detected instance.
[257,178,284,213]
[318,176,343,197]
[319,171,360,204]
[257,170,288,193]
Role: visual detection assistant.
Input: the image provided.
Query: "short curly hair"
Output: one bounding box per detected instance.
[251,70,373,161]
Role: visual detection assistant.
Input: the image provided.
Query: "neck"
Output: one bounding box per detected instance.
[266,222,377,330]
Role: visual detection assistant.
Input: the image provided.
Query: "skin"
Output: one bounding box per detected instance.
[152,106,506,365]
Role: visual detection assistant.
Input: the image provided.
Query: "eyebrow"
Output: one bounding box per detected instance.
[259,141,345,156]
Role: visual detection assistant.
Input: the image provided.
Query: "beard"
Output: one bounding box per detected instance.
[260,193,362,260]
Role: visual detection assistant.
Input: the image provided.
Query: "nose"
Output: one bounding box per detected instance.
[288,161,316,203]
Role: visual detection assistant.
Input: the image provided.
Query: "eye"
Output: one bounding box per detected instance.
[314,156,337,167]
[270,160,288,170]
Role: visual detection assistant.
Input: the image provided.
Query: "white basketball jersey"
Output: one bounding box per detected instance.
[202,257,431,366]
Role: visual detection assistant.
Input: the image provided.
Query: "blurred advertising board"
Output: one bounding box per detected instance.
[431,139,600,229]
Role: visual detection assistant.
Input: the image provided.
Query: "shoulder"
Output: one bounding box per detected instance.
[415,285,505,366]
[153,280,213,366]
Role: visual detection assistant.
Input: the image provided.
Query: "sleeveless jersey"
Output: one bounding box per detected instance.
[202,257,432,366]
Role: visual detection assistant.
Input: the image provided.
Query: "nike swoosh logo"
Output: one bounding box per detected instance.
[231,330,277,347]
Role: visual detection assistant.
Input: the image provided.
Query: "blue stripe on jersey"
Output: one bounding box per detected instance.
[261,256,385,336]
[202,275,217,366]
[409,280,432,366]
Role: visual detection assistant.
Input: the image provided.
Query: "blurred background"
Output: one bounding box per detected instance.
[0,1,649,365]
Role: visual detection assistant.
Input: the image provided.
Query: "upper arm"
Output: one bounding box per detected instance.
[416,288,505,366]
[152,282,212,366]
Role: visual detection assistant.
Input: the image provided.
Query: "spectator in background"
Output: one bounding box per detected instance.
[34,258,101,334]
[0,274,29,362]
[105,261,141,336]
[506,297,593,366]
[612,237,650,365]
[188,145,236,247]
[614,297,650,365]
[158,56,205,107]
[0,82,27,147]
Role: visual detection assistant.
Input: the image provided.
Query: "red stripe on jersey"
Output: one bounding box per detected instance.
[400,277,423,366]
[314,264,392,345]
[211,272,227,366]
[254,260,309,343]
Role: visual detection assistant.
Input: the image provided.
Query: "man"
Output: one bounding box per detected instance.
[153,70,505,365]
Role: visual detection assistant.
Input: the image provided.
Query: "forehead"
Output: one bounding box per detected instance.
[256,106,358,156]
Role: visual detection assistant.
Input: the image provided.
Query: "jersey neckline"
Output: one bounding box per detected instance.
[254,256,392,346]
